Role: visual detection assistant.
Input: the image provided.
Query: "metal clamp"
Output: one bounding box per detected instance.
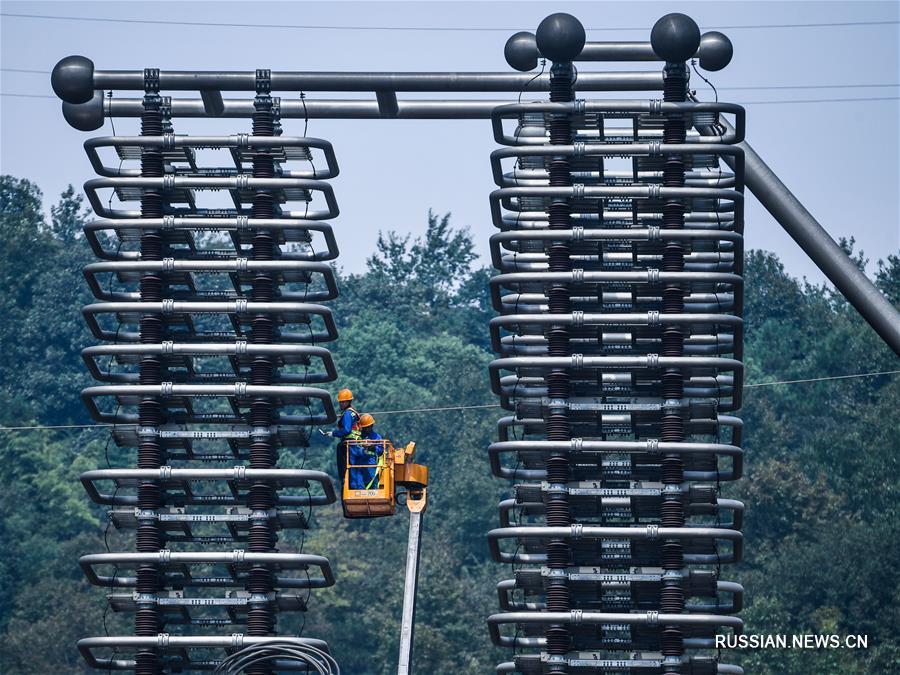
[143,68,160,94]
[572,183,585,200]
[255,69,272,95]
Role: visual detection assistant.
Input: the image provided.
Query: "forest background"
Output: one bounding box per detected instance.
[1,175,898,673]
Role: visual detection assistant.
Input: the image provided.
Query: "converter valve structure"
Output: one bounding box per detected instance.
[486,14,746,675]
[54,62,342,673]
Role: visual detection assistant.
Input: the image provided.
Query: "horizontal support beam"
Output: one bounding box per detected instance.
[79,98,553,120]
[88,69,662,92]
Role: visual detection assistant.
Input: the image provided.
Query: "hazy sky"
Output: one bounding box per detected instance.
[2,0,898,284]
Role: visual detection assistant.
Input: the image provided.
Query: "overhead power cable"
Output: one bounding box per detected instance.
[0,422,117,431]
[718,83,899,91]
[743,369,900,388]
[1,92,57,99]
[1,12,897,32]
[1,370,897,432]
[369,403,499,416]
[741,96,900,105]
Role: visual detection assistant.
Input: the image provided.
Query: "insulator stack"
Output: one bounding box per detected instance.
[65,68,342,671]
[487,13,746,675]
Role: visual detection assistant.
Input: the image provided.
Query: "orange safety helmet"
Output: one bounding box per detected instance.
[337,388,353,402]
[359,413,375,428]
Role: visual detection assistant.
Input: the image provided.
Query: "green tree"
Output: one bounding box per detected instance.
[1,175,899,674]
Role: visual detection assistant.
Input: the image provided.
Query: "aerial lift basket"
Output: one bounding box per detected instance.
[341,440,428,519]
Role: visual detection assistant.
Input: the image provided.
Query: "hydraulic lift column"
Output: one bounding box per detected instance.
[398,489,428,675]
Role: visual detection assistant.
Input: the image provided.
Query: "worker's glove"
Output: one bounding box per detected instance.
[318,429,334,438]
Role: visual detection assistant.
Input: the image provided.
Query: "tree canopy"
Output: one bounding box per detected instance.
[0,175,897,673]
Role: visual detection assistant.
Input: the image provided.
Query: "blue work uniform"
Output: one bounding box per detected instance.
[334,407,361,441]
[349,431,384,490]
[334,407,361,482]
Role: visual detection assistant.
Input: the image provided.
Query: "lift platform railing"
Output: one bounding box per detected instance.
[341,440,428,519]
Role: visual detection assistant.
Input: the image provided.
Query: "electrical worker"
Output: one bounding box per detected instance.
[348,413,385,490]
[320,388,361,482]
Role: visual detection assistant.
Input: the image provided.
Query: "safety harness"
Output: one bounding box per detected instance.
[341,406,362,441]
[364,450,386,490]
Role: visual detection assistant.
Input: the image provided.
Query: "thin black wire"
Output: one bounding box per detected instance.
[690,59,718,103]
[714,416,723,504]
[719,82,899,91]
[298,457,313,555]
[2,369,897,432]
[502,51,528,491]
[517,59,546,105]
[108,242,124,288]
[297,566,312,637]
[103,485,120,551]
[2,93,67,99]
[300,91,310,139]
[305,566,313,612]
[293,104,318,558]
[3,12,897,31]
[100,319,123,468]
[104,403,121,468]
[510,57,546,286]
[299,208,315,449]
[688,89,725,231]
[303,319,316,449]
[104,94,123,211]
[106,91,117,135]
[742,96,900,104]
[102,517,113,552]
[102,564,120,668]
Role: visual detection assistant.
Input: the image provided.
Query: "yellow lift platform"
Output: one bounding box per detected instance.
[338,438,428,674]
[341,439,428,518]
